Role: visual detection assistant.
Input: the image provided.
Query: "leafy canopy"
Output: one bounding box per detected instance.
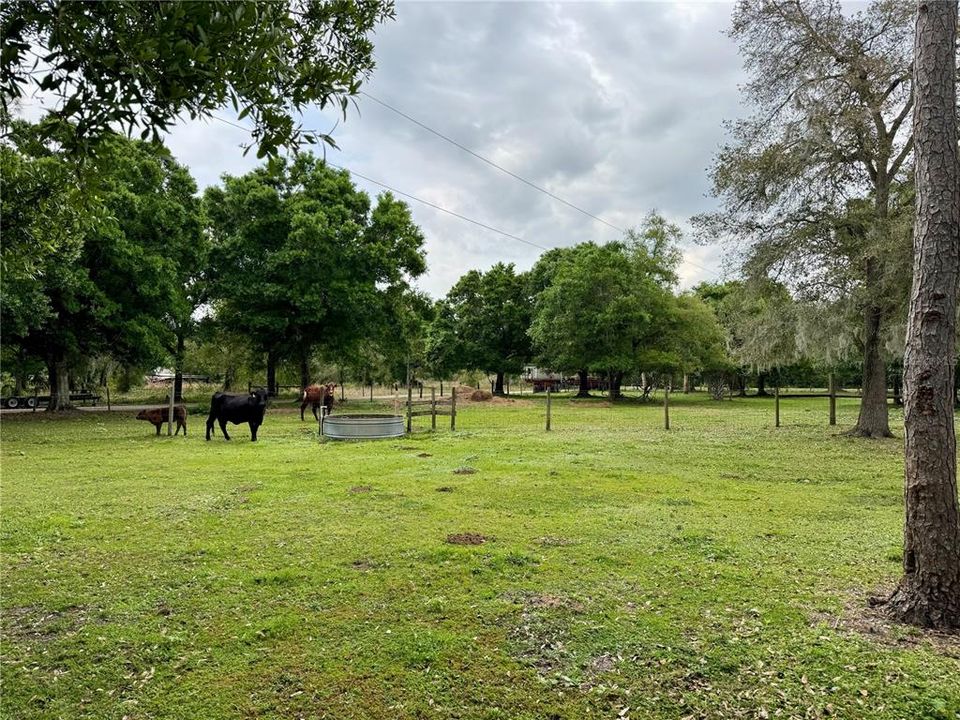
[1,0,394,156]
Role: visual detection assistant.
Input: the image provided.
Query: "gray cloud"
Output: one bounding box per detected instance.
[163,1,746,297]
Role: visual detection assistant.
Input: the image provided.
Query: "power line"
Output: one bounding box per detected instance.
[358,92,722,279]
[360,90,625,233]
[209,112,720,277]
[209,113,547,252]
[326,163,550,252]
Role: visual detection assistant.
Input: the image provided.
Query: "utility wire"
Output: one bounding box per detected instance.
[210,113,548,252]
[209,111,719,276]
[326,162,550,252]
[360,90,625,233]
[358,92,722,279]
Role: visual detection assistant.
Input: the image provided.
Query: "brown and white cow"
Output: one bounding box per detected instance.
[300,383,335,421]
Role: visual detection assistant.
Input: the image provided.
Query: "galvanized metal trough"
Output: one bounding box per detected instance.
[321,414,405,440]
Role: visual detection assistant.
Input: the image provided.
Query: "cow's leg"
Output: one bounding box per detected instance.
[181,419,187,436]
[206,414,215,440]
[300,400,307,421]
[154,422,161,436]
[219,418,231,440]
[312,403,320,422]
[250,422,259,442]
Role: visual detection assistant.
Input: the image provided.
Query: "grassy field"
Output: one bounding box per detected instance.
[2,393,958,719]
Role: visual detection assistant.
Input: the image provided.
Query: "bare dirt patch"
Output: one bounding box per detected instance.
[453,466,477,475]
[351,558,380,571]
[417,452,432,458]
[348,485,372,494]
[809,588,960,657]
[446,532,489,545]
[525,593,585,612]
[436,486,455,493]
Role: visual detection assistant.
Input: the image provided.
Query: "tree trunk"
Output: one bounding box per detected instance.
[299,353,310,391]
[47,357,73,412]
[850,298,893,437]
[610,371,624,400]
[737,373,747,397]
[266,351,277,396]
[682,373,691,394]
[893,368,903,407]
[576,369,591,398]
[887,0,960,629]
[493,371,505,396]
[756,372,768,397]
[173,330,185,403]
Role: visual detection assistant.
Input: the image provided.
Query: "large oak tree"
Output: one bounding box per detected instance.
[697,0,919,437]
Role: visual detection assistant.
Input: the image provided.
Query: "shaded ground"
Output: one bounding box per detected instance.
[1,394,958,719]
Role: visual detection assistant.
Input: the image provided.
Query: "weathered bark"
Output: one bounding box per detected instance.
[576,369,591,398]
[682,373,691,394]
[887,0,960,629]
[173,330,185,403]
[494,371,505,396]
[850,295,893,437]
[46,357,73,411]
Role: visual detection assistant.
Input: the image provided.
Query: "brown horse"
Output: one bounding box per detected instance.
[300,383,335,421]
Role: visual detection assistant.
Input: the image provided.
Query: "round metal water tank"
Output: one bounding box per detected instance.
[321,414,405,440]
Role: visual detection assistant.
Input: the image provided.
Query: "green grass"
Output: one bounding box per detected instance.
[2,394,957,719]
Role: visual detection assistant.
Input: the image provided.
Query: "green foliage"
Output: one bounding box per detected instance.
[434,263,533,380]
[2,0,395,156]
[529,223,722,380]
[205,155,426,373]
[1,124,205,374]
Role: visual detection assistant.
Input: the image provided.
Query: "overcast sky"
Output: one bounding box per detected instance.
[168,2,747,298]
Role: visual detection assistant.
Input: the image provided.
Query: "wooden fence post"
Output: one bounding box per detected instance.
[450,387,457,431]
[431,387,437,431]
[828,372,836,426]
[546,386,552,432]
[664,382,670,430]
[105,385,111,412]
[167,385,175,436]
[775,384,780,428]
[370,380,374,402]
[406,381,413,434]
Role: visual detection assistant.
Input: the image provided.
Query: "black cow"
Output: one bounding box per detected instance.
[206,388,268,441]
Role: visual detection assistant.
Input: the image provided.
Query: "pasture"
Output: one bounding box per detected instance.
[2,394,958,719]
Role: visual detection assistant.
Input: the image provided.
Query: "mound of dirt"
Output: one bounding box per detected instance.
[348,485,372,494]
[446,532,489,545]
[453,466,477,475]
[470,390,493,401]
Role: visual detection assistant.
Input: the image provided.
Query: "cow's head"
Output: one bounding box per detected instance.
[325,382,336,395]
[250,387,269,406]
[136,409,148,420]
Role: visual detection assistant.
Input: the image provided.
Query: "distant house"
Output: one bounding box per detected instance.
[147,368,212,384]
[522,366,565,393]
